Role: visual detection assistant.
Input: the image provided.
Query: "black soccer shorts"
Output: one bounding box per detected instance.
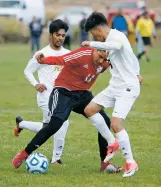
[142,37,151,46]
[48,87,93,121]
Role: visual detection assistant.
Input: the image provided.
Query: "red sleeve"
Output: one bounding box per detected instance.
[63,47,93,66]
[43,56,65,66]
[43,47,93,66]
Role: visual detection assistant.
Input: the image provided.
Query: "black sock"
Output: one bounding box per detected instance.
[43,123,48,128]
[137,51,145,60]
[25,116,64,154]
[98,110,111,161]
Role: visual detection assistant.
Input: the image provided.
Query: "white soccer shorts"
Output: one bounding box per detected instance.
[37,90,51,123]
[38,102,50,123]
[92,86,140,120]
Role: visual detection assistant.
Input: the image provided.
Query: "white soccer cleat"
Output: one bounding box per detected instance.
[123,160,139,178]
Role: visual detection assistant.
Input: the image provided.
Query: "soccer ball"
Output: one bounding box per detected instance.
[25,153,49,174]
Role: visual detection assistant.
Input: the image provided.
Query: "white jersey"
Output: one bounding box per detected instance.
[24,45,70,104]
[90,29,140,89]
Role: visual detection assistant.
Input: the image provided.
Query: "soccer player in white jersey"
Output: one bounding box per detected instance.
[82,12,143,177]
[14,20,70,164]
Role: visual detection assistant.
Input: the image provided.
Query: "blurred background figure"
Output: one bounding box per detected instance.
[136,11,156,62]
[111,9,128,37]
[136,29,145,62]
[124,14,135,46]
[29,16,43,54]
[79,12,89,44]
[138,0,146,9]
[47,17,54,31]
[63,17,72,50]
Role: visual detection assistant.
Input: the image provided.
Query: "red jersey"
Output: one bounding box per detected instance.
[42,47,109,91]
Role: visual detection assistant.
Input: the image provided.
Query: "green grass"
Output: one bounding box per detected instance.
[0,43,161,187]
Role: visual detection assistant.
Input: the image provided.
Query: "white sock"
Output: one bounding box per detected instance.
[115,129,134,163]
[51,120,69,163]
[19,121,43,133]
[89,113,115,145]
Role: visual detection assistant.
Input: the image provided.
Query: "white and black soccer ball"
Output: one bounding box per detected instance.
[25,153,49,174]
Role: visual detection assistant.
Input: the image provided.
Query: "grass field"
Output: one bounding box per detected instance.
[0,43,161,187]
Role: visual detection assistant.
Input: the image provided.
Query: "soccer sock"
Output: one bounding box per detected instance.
[19,121,43,133]
[25,116,64,154]
[99,110,110,129]
[51,120,69,163]
[115,129,134,163]
[98,110,110,161]
[137,51,145,60]
[89,113,115,145]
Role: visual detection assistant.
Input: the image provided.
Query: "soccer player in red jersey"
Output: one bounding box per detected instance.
[12,47,120,172]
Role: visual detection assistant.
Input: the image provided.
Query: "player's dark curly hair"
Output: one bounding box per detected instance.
[49,19,69,34]
[84,12,108,32]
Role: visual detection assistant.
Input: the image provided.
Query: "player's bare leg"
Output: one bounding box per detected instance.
[145,45,151,62]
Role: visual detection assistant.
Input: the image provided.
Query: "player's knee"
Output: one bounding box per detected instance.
[84,105,94,117]
[111,122,118,132]
[111,117,123,133]
[84,102,102,117]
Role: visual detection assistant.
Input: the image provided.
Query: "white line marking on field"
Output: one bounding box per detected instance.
[0,109,161,119]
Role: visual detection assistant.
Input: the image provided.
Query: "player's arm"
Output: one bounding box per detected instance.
[36,53,65,65]
[135,19,142,41]
[90,40,122,50]
[136,19,141,33]
[36,49,84,66]
[24,58,47,92]
[151,20,156,38]
[135,60,140,76]
[82,40,122,51]
[24,58,40,87]
[136,63,143,85]
[134,58,143,85]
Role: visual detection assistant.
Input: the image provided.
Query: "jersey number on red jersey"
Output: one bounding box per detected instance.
[84,74,96,83]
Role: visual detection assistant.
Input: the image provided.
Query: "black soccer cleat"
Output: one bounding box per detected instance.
[14,116,23,136]
[50,159,64,165]
[56,159,64,165]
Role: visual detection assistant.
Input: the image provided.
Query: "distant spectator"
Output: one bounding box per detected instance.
[136,30,145,61]
[136,11,156,62]
[111,9,128,37]
[124,14,135,45]
[63,17,72,50]
[138,0,146,9]
[79,13,89,44]
[29,17,43,54]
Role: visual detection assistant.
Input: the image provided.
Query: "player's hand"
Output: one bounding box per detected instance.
[35,84,47,93]
[81,41,91,47]
[153,35,156,39]
[137,75,143,85]
[36,53,45,64]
